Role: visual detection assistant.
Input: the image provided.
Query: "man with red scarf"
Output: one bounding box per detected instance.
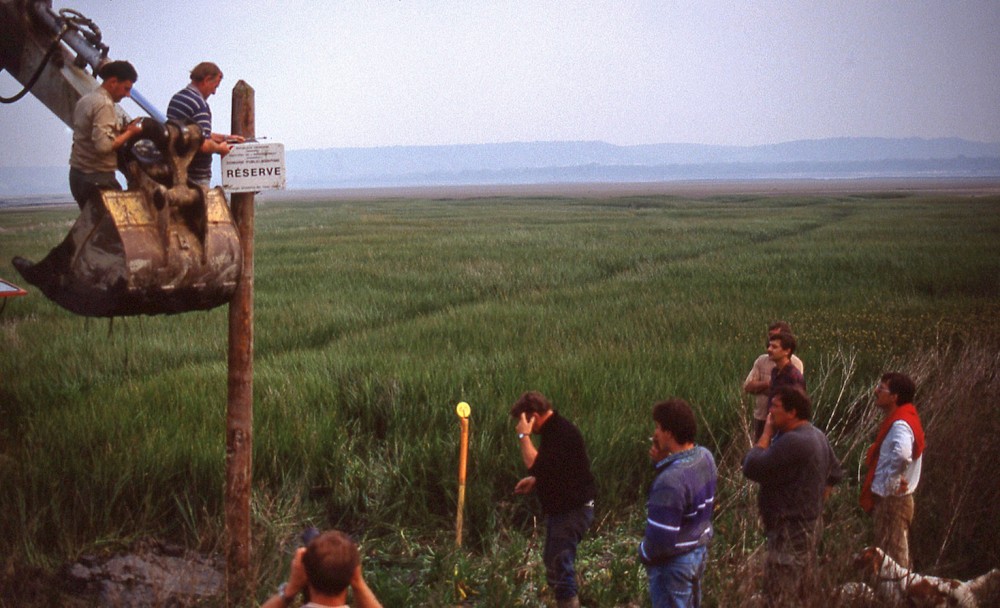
[860,372,926,569]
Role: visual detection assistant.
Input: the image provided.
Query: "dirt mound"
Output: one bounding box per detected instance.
[62,539,223,607]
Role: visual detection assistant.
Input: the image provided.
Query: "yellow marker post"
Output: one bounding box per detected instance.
[455,401,471,547]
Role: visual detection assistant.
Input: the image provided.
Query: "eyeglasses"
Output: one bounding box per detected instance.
[874,385,891,393]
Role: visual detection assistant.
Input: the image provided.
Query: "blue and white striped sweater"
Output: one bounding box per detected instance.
[639,445,717,565]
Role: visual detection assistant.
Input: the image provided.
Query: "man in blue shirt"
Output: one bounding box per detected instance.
[639,398,717,608]
[166,62,243,185]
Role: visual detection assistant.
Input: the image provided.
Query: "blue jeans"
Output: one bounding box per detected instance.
[544,504,594,600]
[646,544,708,608]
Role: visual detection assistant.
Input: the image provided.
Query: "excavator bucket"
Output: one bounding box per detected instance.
[12,119,243,317]
[14,188,241,316]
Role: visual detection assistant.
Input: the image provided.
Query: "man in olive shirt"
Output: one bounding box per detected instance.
[69,60,144,208]
[12,61,144,289]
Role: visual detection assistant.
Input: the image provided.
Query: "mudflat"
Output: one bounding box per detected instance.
[4,178,1000,210]
[261,178,1000,202]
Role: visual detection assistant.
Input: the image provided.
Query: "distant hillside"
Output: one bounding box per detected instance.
[3,137,999,197]
[286,137,1000,189]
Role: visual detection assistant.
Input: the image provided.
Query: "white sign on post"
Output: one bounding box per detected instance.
[221,142,286,192]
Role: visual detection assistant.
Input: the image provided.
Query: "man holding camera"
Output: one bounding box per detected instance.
[263,529,382,608]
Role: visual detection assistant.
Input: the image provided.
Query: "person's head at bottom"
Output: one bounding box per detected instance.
[304,531,360,596]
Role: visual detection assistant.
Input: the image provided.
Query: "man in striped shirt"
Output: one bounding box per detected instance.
[639,398,717,608]
[166,62,243,185]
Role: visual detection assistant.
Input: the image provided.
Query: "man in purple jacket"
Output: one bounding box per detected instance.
[639,398,717,608]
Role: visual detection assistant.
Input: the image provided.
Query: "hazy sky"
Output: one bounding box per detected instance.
[2,0,999,167]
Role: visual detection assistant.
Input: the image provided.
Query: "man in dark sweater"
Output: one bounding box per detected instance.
[742,386,843,607]
[512,391,596,608]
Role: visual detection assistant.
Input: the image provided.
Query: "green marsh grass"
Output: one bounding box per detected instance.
[1,191,999,605]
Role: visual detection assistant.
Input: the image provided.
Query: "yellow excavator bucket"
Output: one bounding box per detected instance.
[13,119,243,317]
[15,188,241,317]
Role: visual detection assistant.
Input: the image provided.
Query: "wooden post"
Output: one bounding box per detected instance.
[226,80,255,605]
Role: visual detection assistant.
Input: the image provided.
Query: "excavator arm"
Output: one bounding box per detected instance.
[3,0,242,317]
[0,0,164,124]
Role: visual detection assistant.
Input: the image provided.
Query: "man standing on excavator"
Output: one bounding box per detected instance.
[166,62,243,186]
[13,59,143,292]
[68,60,144,209]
